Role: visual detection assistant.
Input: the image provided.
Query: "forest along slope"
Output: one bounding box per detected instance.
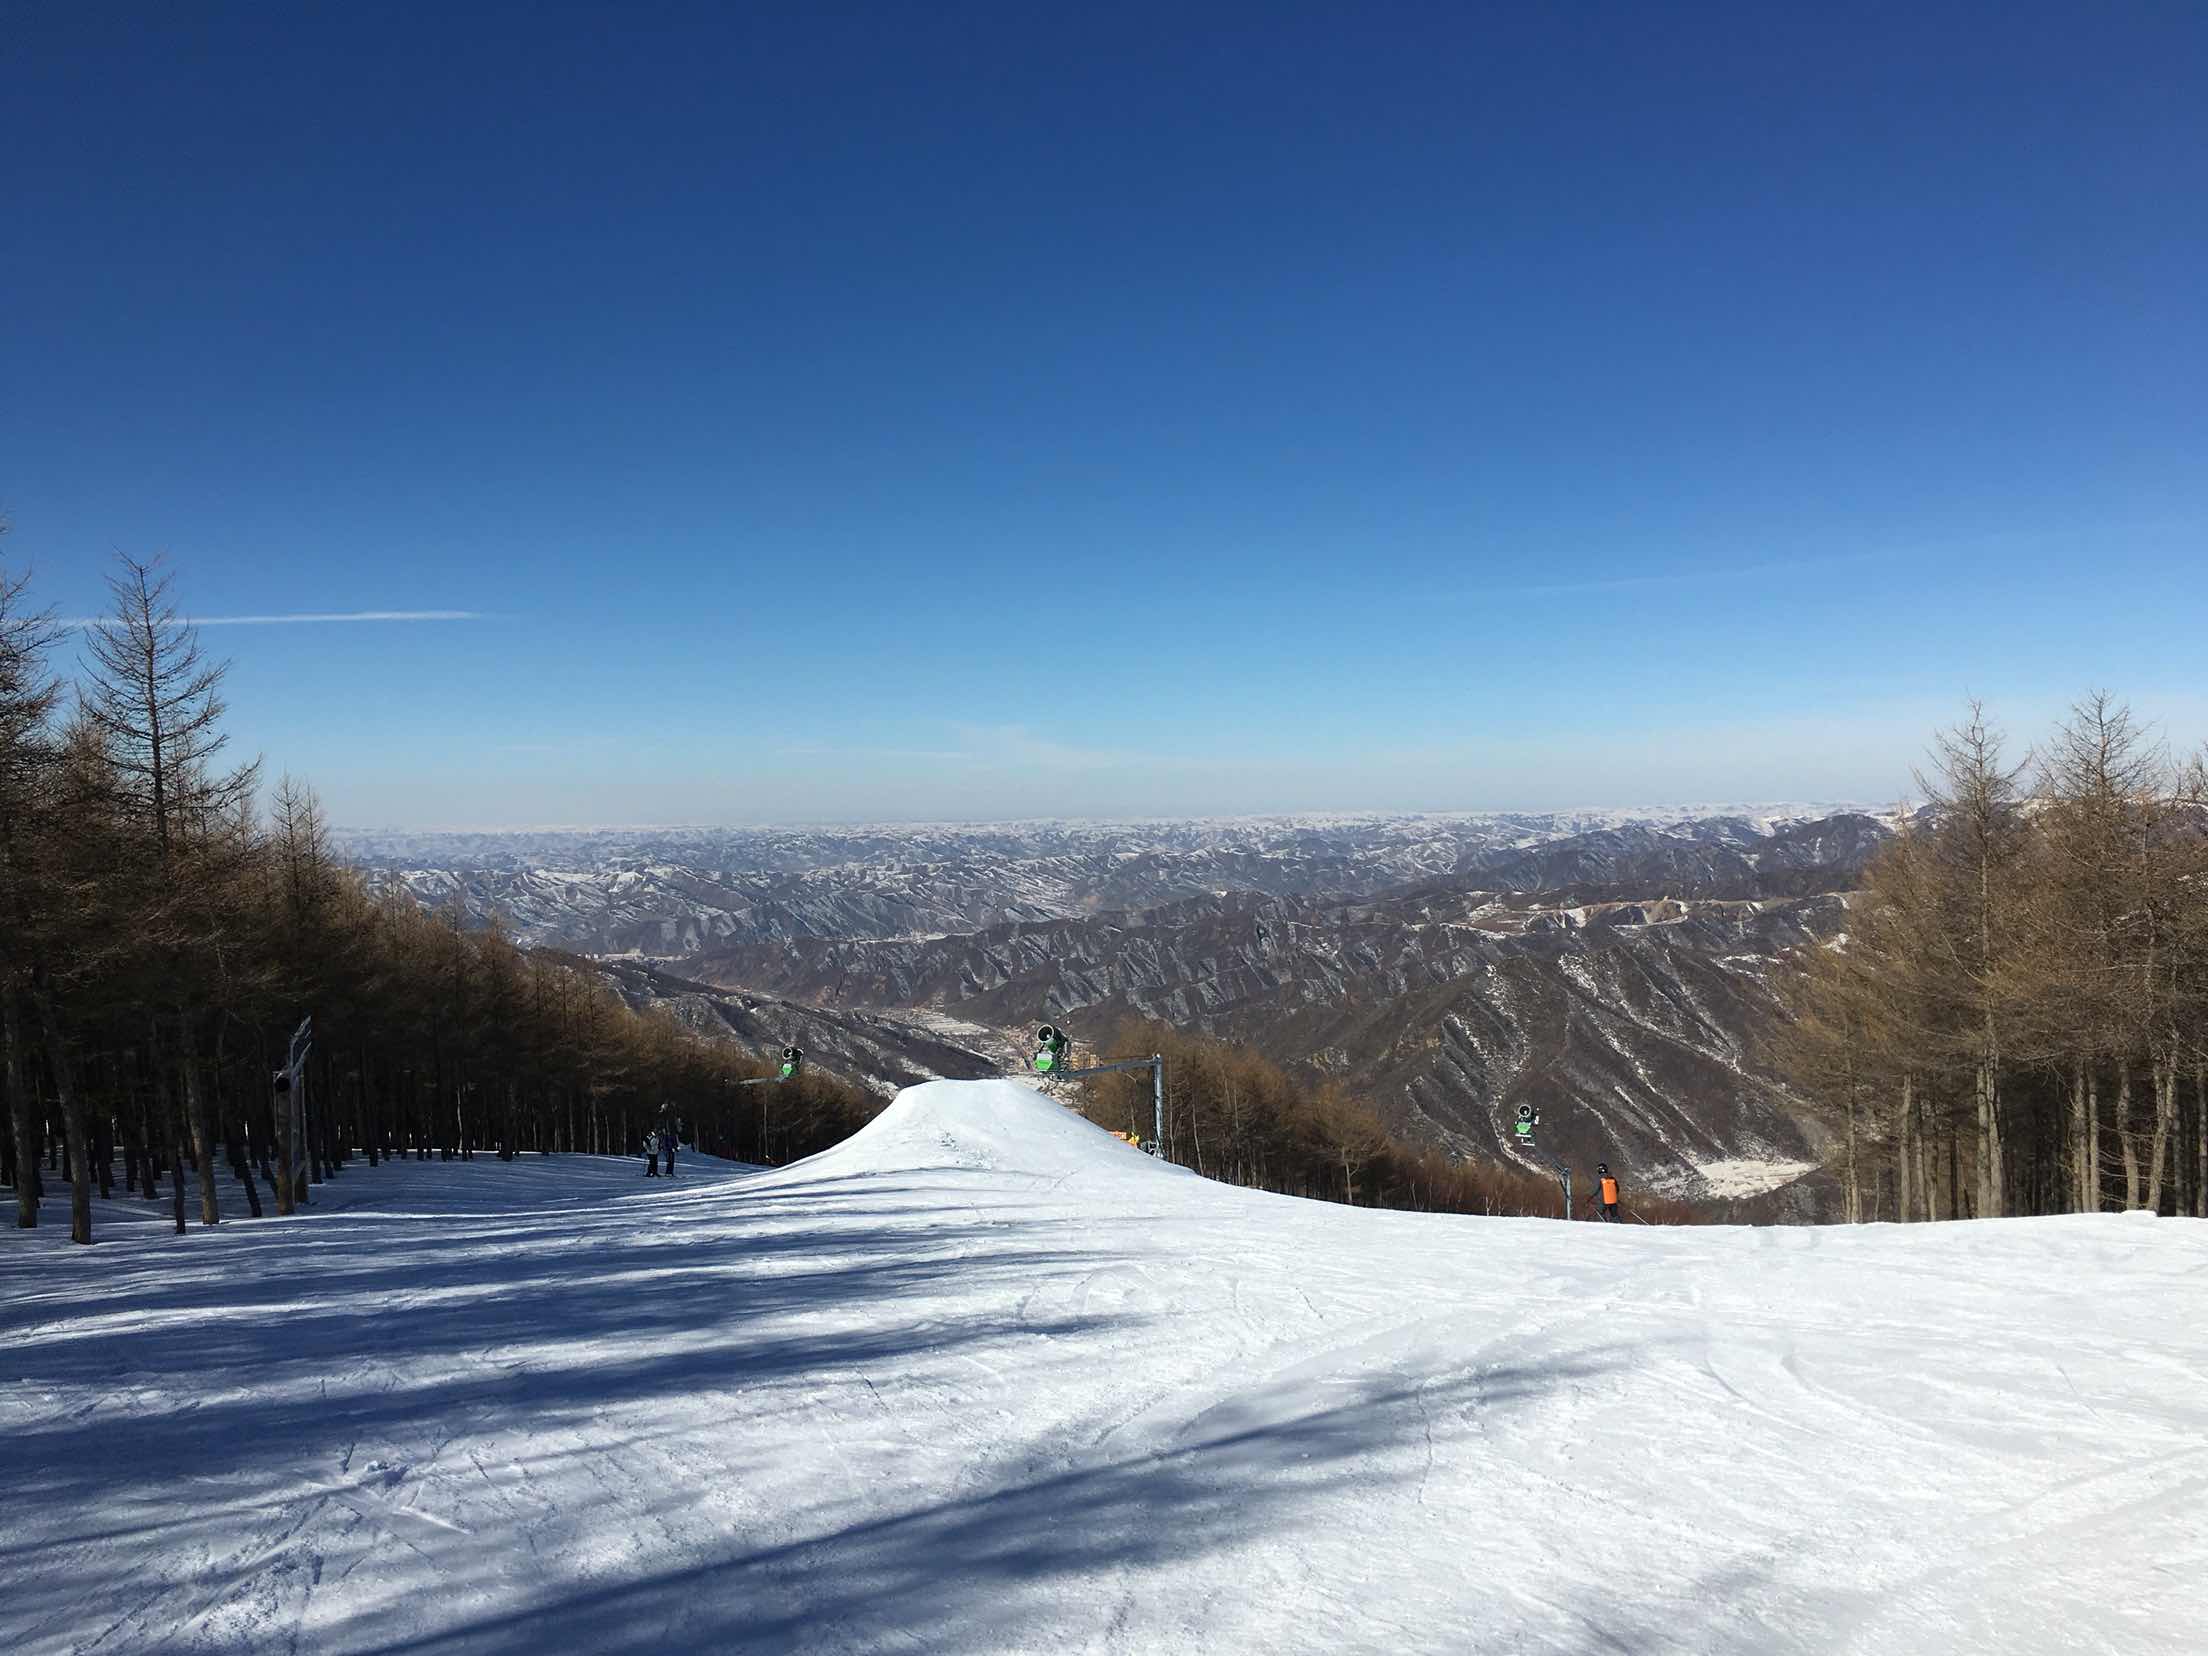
[3,1081,2198,1656]
[349,811,1896,1207]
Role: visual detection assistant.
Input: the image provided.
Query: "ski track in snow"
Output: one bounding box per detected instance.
[3,1083,2203,1655]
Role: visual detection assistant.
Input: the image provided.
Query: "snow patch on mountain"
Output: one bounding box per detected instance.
[1693,1156,1822,1199]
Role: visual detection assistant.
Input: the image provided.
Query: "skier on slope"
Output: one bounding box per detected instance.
[1597,1162,1620,1222]
[644,1130,660,1177]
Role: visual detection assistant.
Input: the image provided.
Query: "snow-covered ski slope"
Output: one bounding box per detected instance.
[4,1082,2202,1655]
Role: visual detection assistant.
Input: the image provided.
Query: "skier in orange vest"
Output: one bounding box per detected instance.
[1597,1162,1620,1222]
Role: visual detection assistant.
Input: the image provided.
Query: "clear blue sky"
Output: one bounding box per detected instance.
[4,1,2202,826]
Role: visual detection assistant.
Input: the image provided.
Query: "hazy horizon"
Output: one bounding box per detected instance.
[325,798,1892,838]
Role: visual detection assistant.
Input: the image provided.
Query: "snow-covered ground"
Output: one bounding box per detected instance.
[4,1082,2201,1655]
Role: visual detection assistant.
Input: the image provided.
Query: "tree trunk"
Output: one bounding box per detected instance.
[1975,1050,2004,1219]
[2197,1062,2206,1221]
[1910,1097,1923,1219]
[1908,1080,1925,1219]
[359,1047,378,1167]
[31,985,92,1244]
[169,1126,187,1234]
[309,1052,329,1183]
[2087,1067,2102,1214]
[2145,1054,2175,1215]
[2070,1059,2088,1213]
[2118,1064,2141,1209]
[1892,1109,1907,1223]
[5,991,37,1229]
[226,1123,264,1218]
[178,1021,222,1227]
[1843,1072,1860,1223]
[1947,1116,1962,1219]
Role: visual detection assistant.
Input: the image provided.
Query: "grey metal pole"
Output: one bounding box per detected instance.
[294,1065,310,1204]
[1563,1166,1573,1220]
[1044,1052,1168,1153]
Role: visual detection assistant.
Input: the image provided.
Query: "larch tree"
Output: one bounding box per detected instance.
[2032,695,2165,1212]
[1914,705,2030,1218]
[81,553,262,1227]
[1775,696,2208,1221]
[0,536,63,1230]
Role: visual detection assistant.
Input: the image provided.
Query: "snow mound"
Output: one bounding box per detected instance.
[788,1078,1182,1185]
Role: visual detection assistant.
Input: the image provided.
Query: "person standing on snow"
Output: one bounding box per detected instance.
[1597,1162,1620,1222]
[644,1130,660,1177]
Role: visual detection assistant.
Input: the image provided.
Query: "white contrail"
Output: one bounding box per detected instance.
[190,610,484,625]
[65,609,483,627]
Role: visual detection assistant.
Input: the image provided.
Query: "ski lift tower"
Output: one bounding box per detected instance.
[1031,1024,1166,1152]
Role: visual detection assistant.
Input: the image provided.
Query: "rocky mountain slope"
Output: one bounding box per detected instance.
[344,808,1894,1211]
[589,959,1005,1098]
[686,886,1851,1207]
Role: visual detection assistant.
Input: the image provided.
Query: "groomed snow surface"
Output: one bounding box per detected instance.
[4,1081,2202,1655]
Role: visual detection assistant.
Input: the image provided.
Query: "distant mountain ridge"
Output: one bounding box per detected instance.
[345,806,1888,952]
[342,806,1895,1213]
[336,804,1882,875]
[684,884,1853,1207]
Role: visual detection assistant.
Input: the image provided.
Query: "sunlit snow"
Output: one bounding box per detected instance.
[3,1081,2198,1654]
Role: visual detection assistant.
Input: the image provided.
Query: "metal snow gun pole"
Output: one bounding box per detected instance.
[732,1048,803,1164]
[1514,1100,1573,1218]
[1031,1024,1166,1154]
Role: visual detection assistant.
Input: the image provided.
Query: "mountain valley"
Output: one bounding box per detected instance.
[344,808,1897,1211]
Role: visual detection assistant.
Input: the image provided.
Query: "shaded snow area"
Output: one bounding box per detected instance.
[5,1083,2203,1655]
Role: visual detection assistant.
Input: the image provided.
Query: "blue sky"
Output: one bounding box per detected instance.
[4,1,2202,826]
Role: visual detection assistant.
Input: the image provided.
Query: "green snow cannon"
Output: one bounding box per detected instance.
[1033,1025,1070,1075]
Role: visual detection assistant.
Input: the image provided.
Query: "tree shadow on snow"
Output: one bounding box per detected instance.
[1,1155,1631,1655]
[336,1352,1631,1656]
[0,1166,1124,1646]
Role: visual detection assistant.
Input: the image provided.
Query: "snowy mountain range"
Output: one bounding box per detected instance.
[346,807,1887,951]
[340,807,1897,1210]
[334,805,1878,875]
